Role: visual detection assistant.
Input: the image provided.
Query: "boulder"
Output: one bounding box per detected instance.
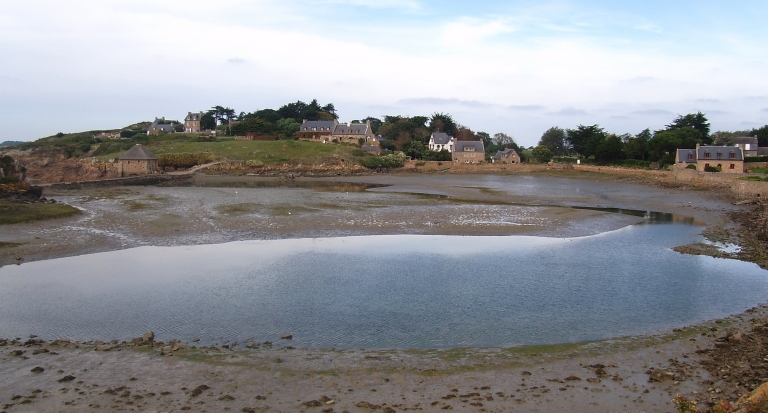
[280,334,293,340]
[143,331,155,342]
[31,366,44,373]
[647,370,675,382]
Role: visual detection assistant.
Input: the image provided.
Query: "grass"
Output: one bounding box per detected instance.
[95,139,361,166]
[0,199,80,224]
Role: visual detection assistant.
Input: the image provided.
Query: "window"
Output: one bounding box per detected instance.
[730,153,735,159]
[717,152,722,158]
[730,164,735,169]
[688,153,694,160]
[705,153,710,158]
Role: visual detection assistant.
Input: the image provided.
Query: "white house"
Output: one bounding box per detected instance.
[428,132,455,152]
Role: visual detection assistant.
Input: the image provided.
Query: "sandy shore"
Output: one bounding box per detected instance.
[0,171,763,412]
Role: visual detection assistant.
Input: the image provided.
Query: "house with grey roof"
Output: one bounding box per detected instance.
[332,120,376,144]
[185,112,205,133]
[297,120,338,141]
[493,148,521,164]
[734,136,759,157]
[146,117,177,136]
[452,141,485,164]
[428,132,455,153]
[676,144,744,173]
[118,144,158,177]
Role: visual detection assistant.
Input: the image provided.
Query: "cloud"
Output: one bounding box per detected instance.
[632,109,673,116]
[227,58,247,64]
[508,105,545,111]
[762,108,768,112]
[441,18,514,48]
[313,0,420,10]
[695,98,719,103]
[623,76,655,83]
[398,97,492,108]
[548,107,588,116]
[609,115,630,120]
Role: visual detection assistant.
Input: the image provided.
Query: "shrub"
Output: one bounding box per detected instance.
[415,161,426,166]
[245,160,264,167]
[158,151,214,169]
[686,164,697,170]
[746,156,768,162]
[359,152,407,169]
[351,149,367,157]
[704,165,722,172]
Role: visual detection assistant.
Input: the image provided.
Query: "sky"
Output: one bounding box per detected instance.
[1,0,768,147]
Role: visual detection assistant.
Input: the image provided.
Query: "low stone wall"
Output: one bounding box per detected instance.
[46,174,191,190]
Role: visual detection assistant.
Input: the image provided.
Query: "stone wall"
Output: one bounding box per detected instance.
[118,159,158,177]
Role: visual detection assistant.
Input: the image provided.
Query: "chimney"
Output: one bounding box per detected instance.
[696,143,700,150]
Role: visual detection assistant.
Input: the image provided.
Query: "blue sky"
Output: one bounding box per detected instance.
[1,0,767,146]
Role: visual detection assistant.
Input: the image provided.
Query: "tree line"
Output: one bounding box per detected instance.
[534,112,768,165]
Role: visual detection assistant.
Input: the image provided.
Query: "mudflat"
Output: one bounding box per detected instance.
[0,171,762,412]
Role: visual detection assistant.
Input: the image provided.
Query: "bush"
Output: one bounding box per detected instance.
[614,159,652,168]
[704,165,722,172]
[415,161,426,166]
[359,152,407,169]
[351,149,367,157]
[746,156,768,162]
[686,164,697,170]
[158,151,214,169]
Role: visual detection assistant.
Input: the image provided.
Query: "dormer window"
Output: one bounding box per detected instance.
[730,153,736,159]
[688,153,694,160]
[705,153,710,158]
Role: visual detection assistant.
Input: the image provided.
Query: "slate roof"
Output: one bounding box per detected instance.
[430,132,453,145]
[734,136,758,147]
[455,141,485,152]
[185,112,203,121]
[698,146,743,161]
[300,120,337,132]
[493,148,518,160]
[119,144,157,160]
[333,123,368,135]
[676,149,697,163]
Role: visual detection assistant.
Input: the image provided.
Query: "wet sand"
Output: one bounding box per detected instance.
[0,172,759,412]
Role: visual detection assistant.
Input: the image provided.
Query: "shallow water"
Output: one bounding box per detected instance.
[1,218,767,349]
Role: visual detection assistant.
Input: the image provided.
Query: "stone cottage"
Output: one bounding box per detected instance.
[452,141,485,164]
[118,144,158,177]
[493,148,521,164]
[676,144,744,173]
[184,112,205,133]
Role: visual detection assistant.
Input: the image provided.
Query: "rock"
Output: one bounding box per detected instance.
[143,331,155,342]
[190,384,210,397]
[382,407,396,413]
[355,401,381,409]
[647,370,675,382]
[161,346,173,355]
[10,350,24,356]
[280,334,293,340]
[587,378,601,383]
[320,396,332,403]
[521,371,532,376]
[96,345,116,351]
[218,395,235,401]
[564,376,582,381]
[595,367,607,377]
[31,366,45,373]
[729,332,744,342]
[322,408,334,413]
[303,400,322,407]
[32,348,49,355]
[57,375,76,382]
[242,408,256,413]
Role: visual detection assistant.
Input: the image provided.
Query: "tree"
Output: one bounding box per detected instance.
[492,133,515,145]
[749,125,768,147]
[538,127,566,156]
[200,112,216,131]
[229,117,275,136]
[566,125,606,158]
[647,127,701,164]
[402,140,425,159]
[666,112,711,144]
[594,134,625,163]
[476,131,492,148]
[623,129,650,161]
[362,117,383,134]
[455,126,476,141]
[531,145,553,163]
[276,118,300,138]
[429,112,458,137]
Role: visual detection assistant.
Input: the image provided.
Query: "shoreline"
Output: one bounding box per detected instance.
[2,171,767,411]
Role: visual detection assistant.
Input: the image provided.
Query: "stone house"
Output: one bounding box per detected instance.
[297,120,338,141]
[332,120,376,144]
[452,141,485,164]
[676,144,744,173]
[118,144,158,177]
[184,112,204,133]
[146,118,177,136]
[493,148,521,164]
[428,132,455,152]
[734,136,759,157]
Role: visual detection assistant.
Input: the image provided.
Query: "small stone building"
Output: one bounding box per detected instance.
[676,144,744,173]
[332,120,376,144]
[493,148,521,164]
[297,120,338,141]
[118,144,158,177]
[452,141,485,164]
[185,112,204,133]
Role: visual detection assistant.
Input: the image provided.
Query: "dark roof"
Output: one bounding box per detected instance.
[430,132,453,145]
[734,136,758,147]
[334,123,368,135]
[300,120,337,132]
[676,149,697,163]
[148,123,175,132]
[698,146,743,161]
[493,148,518,160]
[185,112,203,121]
[119,144,157,160]
[455,141,485,152]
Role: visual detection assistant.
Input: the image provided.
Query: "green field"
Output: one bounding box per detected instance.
[96,138,365,165]
[0,200,81,225]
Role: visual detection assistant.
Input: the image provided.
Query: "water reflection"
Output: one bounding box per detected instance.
[573,206,702,225]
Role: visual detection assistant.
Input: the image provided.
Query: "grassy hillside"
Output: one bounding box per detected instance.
[95,138,365,165]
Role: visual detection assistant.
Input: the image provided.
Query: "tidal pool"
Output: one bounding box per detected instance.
[1,220,766,349]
